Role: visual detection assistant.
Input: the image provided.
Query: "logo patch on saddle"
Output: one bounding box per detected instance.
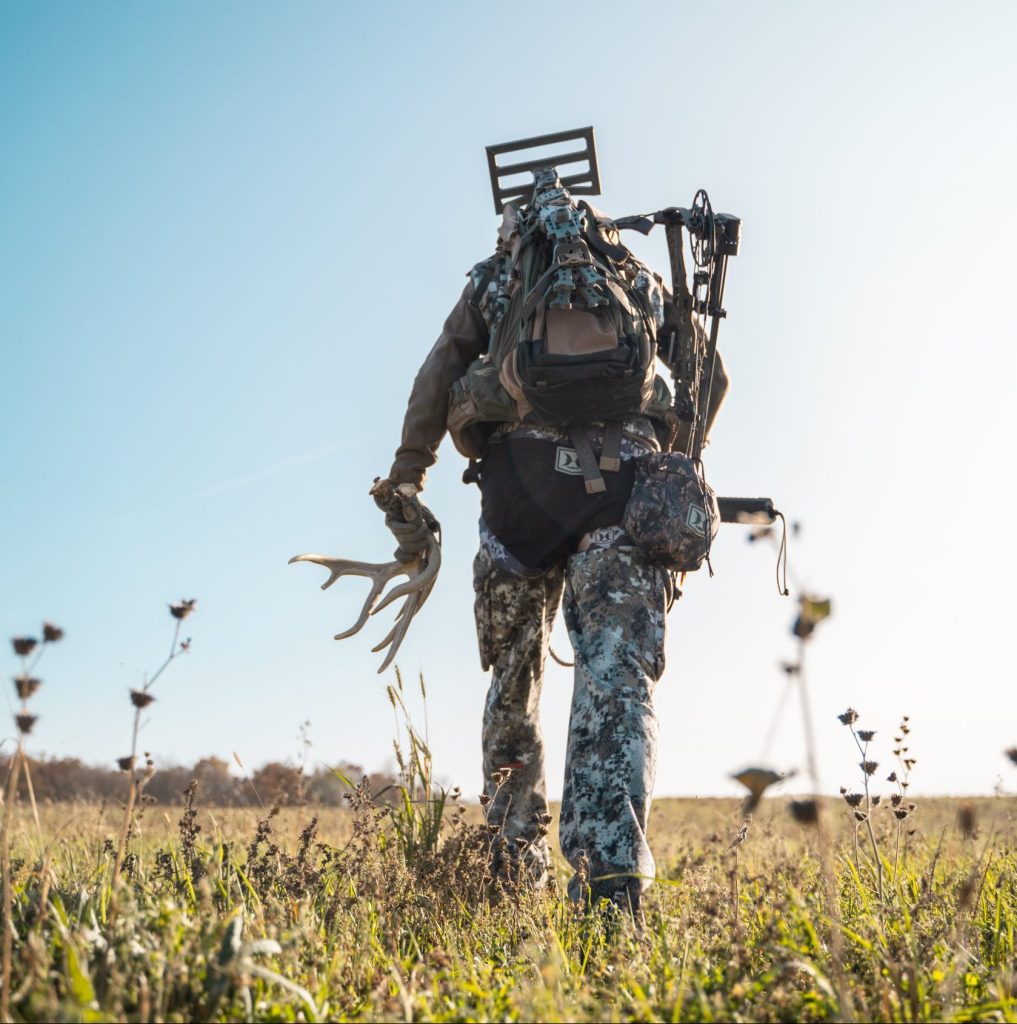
[555,446,582,476]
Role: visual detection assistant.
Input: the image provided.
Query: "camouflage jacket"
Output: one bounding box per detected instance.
[387,280,730,490]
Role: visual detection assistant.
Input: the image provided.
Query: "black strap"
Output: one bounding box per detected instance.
[611,214,656,235]
[467,261,496,309]
[579,202,631,263]
[569,427,606,494]
[599,421,622,473]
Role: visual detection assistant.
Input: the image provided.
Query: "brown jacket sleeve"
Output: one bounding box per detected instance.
[388,282,489,489]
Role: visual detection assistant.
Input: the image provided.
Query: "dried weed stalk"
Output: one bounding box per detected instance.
[111,600,195,891]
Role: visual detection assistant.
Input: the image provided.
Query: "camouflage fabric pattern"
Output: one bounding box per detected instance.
[475,539,668,902]
[622,451,720,571]
[475,544,564,884]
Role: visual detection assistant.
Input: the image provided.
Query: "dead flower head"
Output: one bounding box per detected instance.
[857,729,876,742]
[130,689,156,709]
[1005,748,1017,766]
[13,675,41,700]
[957,803,977,839]
[794,596,833,640]
[838,708,859,726]
[15,713,37,735]
[843,792,864,808]
[117,756,135,772]
[860,760,879,776]
[42,622,64,643]
[11,637,38,657]
[169,599,197,621]
[732,766,784,815]
[789,799,819,825]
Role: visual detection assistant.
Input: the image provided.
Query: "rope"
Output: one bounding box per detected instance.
[774,511,790,597]
[549,646,574,668]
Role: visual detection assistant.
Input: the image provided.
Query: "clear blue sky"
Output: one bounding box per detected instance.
[2,1,1014,799]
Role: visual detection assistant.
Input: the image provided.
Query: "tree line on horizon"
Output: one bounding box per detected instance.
[0,754,398,807]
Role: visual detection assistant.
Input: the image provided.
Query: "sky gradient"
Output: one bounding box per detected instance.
[2,1,1015,801]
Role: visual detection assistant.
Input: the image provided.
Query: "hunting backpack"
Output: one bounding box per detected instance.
[447,168,675,473]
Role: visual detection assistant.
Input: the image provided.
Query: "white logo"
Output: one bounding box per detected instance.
[555,446,582,476]
[686,504,708,537]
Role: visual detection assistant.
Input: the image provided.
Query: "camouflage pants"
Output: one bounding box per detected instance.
[474,541,668,903]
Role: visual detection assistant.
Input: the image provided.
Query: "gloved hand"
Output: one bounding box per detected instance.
[369,478,438,563]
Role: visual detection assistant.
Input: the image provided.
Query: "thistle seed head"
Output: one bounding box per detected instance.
[11,637,37,657]
[169,599,197,620]
[844,792,864,808]
[838,708,859,726]
[15,713,37,735]
[789,799,818,825]
[130,689,156,709]
[861,760,879,776]
[42,622,64,643]
[13,675,41,700]
[857,730,876,742]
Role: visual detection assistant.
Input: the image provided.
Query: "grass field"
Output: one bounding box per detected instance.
[0,786,1014,1022]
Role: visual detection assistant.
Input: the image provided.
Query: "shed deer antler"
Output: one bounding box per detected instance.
[289,480,441,673]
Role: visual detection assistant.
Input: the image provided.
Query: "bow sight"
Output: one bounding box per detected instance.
[486,126,780,530]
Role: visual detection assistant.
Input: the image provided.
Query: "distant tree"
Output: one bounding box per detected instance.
[250,762,301,806]
[191,756,237,805]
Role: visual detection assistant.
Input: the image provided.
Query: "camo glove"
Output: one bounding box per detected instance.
[370,478,439,563]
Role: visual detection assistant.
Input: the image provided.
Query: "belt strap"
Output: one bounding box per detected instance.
[569,427,606,494]
[600,421,622,472]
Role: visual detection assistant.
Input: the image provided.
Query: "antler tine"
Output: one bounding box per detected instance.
[372,535,441,614]
[287,553,399,590]
[371,570,437,651]
[372,577,437,674]
[369,546,440,672]
[291,485,442,671]
[288,553,411,641]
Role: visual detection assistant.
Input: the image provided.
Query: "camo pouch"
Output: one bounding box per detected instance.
[448,360,521,459]
[621,451,719,571]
